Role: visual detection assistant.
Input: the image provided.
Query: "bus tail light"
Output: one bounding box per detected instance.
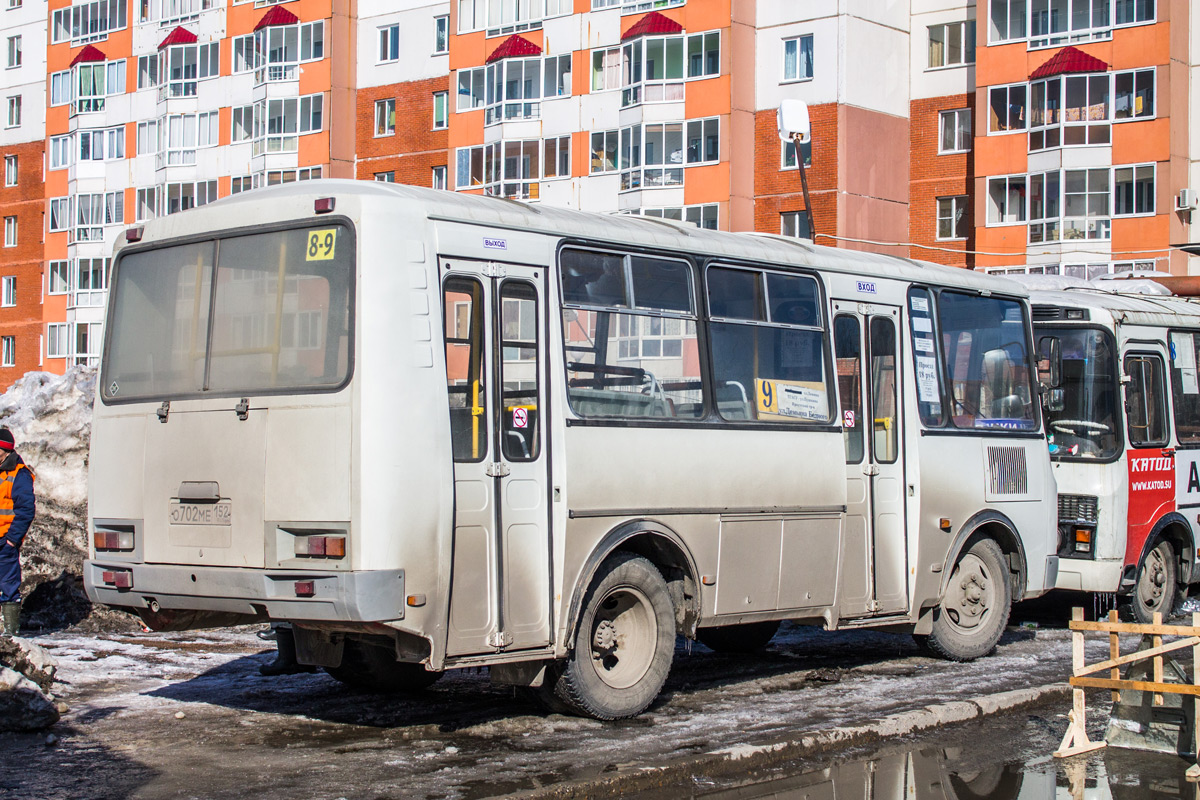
[294,581,315,597]
[101,570,133,589]
[314,197,336,214]
[94,530,134,552]
[294,536,346,558]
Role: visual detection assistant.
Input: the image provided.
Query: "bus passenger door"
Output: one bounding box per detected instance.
[833,304,908,618]
[442,261,552,658]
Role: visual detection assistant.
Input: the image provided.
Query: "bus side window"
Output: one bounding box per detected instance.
[444,277,488,462]
[834,315,863,463]
[500,281,539,462]
[1125,354,1167,447]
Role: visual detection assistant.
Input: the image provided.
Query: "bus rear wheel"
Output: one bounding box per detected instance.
[696,621,780,653]
[325,638,443,693]
[544,552,676,720]
[1130,540,1178,624]
[919,538,1011,662]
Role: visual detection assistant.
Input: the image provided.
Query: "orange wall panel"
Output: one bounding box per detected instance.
[684,75,730,120]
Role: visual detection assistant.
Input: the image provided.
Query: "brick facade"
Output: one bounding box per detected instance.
[0,139,45,385]
[753,105,839,238]
[909,94,975,268]
[356,77,450,187]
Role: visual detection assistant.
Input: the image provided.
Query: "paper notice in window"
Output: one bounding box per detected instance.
[755,379,827,421]
[910,296,929,313]
[912,316,933,333]
[1183,368,1199,396]
[1171,332,1196,369]
[916,356,940,402]
[914,337,935,353]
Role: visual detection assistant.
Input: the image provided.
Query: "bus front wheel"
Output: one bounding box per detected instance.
[1130,540,1178,624]
[918,538,1012,661]
[544,552,676,720]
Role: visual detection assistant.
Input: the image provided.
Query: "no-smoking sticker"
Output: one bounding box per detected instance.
[843,410,855,428]
[513,408,528,429]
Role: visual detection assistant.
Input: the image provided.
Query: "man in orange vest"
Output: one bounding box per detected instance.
[0,428,34,637]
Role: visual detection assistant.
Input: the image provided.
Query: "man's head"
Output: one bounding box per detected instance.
[0,429,15,453]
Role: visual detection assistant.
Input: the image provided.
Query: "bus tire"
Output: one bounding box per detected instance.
[324,639,443,693]
[547,552,675,720]
[696,621,780,653]
[1130,540,1178,624]
[920,538,1011,662]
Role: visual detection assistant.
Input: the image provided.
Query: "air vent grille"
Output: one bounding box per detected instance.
[1058,494,1099,524]
[988,446,1029,495]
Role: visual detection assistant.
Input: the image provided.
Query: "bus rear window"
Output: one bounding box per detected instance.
[102,224,353,402]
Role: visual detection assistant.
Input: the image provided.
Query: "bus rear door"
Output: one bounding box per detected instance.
[442,260,552,656]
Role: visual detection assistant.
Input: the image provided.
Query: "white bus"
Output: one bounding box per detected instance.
[1022,277,1200,622]
[86,181,1058,719]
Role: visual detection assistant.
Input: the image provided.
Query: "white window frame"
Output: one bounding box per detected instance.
[2,155,14,187]
[457,66,486,111]
[782,34,813,83]
[589,130,618,175]
[939,108,972,153]
[987,83,1027,134]
[6,35,20,69]
[986,175,1028,225]
[46,323,68,359]
[1,276,14,307]
[51,0,127,47]
[136,187,159,221]
[686,31,719,79]
[374,171,394,182]
[3,215,15,246]
[50,70,71,106]
[781,138,811,169]
[48,197,70,232]
[433,91,448,130]
[50,135,72,170]
[5,95,19,128]
[781,210,811,239]
[434,15,448,54]
[432,164,447,190]
[1,337,14,368]
[378,24,398,63]
[591,46,620,92]
[375,98,395,136]
[542,135,570,180]
[927,21,975,69]
[621,35,685,108]
[47,261,69,295]
[936,195,968,240]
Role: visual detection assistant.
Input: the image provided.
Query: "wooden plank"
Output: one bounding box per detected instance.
[1070,676,1200,697]
[1193,613,1199,770]
[1154,611,1164,706]
[1072,607,1084,676]
[1070,620,1200,636]
[1109,609,1120,703]
[1074,636,1200,677]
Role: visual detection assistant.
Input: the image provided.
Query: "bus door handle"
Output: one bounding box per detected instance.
[863,464,880,477]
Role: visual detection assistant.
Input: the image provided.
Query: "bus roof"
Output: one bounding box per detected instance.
[1024,284,1200,328]
[126,180,1029,297]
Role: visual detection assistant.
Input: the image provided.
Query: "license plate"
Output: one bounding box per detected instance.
[168,500,232,526]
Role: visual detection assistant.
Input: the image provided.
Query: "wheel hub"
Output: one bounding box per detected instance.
[593,618,617,652]
[945,554,993,631]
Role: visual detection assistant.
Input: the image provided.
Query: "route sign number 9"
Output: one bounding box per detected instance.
[306,228,337,261]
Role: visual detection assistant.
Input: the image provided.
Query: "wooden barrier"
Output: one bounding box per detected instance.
[1054,607,1200,779]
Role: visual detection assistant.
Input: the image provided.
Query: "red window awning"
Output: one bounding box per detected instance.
[485,34,542,63]
[70,45,106,66]
[254,5,299,31]
[158,26,198,50]
[621,11,683,40]
[1029,46,1110,79]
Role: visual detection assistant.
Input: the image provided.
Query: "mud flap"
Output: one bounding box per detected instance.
[1105,641,1195,756]
[293,627,345,668]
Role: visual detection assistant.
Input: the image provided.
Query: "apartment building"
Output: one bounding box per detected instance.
[40,0,354,373]
[0,0,48,380]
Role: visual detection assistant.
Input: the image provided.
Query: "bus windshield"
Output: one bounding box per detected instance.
[1042,327,1119,459]
[102,224,354,403]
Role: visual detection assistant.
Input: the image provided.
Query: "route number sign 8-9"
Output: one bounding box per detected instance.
[306,228,337,261]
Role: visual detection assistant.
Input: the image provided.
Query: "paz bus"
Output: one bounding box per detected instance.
[1019,275,1200,622]
[85,181,1058,719]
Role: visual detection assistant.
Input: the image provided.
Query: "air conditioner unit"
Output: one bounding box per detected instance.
[1176,188,1197,211]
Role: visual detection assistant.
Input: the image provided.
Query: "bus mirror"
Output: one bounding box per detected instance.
[1046,387,1065,412]
[1037,336,1062,389]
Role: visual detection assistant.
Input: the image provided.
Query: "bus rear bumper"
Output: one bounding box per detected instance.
[1053,558,1123,593]
[83,560,405,622]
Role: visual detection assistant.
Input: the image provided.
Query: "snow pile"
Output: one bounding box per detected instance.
[0,636,60,731]
[0,368,138,632]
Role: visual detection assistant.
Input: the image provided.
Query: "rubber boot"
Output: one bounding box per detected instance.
[1,602,20,638]
[259,626,315,676]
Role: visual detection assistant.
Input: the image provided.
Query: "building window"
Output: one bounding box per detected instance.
[73,192,124,241]
[6,96,19,128]
[782,35,813,82]
[74,322,101,366]
[1,277,14,307]
[1027,68,1155,151]
[936,196,968,240]
[137,55,159,89]
[2,155,14,186]
[622,36,685,107]
[1115,0,1155,25]
[1115,68,1154,120]
[928,21,974,68]
[2,338,14,368]
[375,98,395,136]
[50,71,71,106]
[939,108,972,153]
[3,216,14,246]
[781,211,811,239]
[1114,164,1155,216]
[232,34,255,73]
[48,197,70,232]
[159,43,218,98]
[164,180,217,215]
[47,261,69,295]
[136,121,157,155]
[374,171,394,182]
[433,91,448,129]
[434,15,448,54]
[49,136,72,170]
[457,66,486,110]
[591,47,620,92]
[73,60,125,114]
[543,136,569,179]
[136,187,158,221]
[5,35,20,69]
[544,54,571,99]
[987,175,1027,225]
[781,139,812,169]
[432,165,447,189]
[79,126,125,161]
[46,324,67,358]
[251,21,324,84]
[686,118,719,164]
[988,84,1026,133]
[7,0,21,8]
[687,32,719,78]
[51,0,127,46]
[378,24,398,62]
